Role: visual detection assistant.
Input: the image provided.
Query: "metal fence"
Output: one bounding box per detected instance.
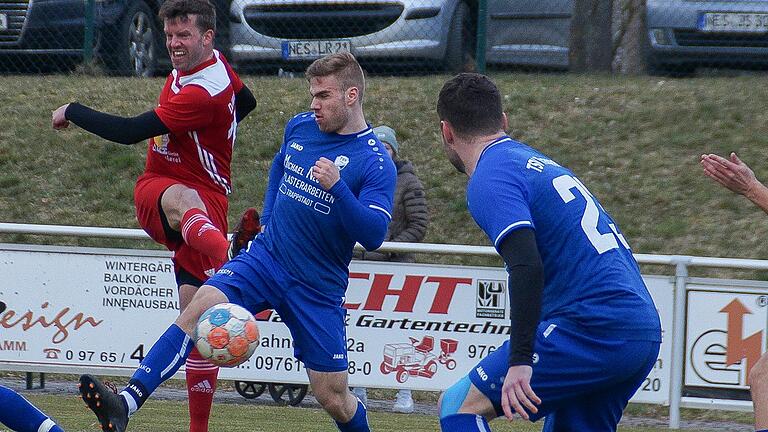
[1,0,768,77]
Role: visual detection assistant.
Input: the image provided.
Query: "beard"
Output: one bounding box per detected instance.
[442,133,466,174]
[317,103,350,133]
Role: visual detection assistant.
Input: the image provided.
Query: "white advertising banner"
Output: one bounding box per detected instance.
[684,279,768,390]
[0,244,672,400]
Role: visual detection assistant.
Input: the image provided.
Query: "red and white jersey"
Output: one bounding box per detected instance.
[146,50,244,195]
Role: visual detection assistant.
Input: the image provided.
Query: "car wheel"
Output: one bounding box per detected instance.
[107,1,159,77]
[444,1,475,72]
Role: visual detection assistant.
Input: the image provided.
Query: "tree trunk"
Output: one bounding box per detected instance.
[570,0,614,72]
[612,0,647,74]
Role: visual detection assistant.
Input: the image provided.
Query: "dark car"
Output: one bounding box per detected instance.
[0,0,230,76]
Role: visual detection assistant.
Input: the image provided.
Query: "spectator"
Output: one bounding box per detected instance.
[700,152,768,214]
[701,152,768,431]
[352,125,429,413]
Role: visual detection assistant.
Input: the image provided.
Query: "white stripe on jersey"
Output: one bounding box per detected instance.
[191,130,232,195]
[494,220,533,246]
[368,204,392,220]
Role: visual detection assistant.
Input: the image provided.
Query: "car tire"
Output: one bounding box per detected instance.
[106,1,160,77]
[444,1,475,73]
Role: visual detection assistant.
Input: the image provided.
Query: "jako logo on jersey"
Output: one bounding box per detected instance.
[290,142,304,151]
[475,366,488,381]
[334,155,350,170]
[333,353,345,360]
[191,380,215,394]
[138,364,152,374]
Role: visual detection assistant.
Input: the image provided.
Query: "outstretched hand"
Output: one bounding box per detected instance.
[52,104,71,130]
[500,365,541,421]
[700,152,757,198]
[312,157,341,190]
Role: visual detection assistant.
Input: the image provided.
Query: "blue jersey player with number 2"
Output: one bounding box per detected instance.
[77,52,395,432]
[435,73,662,432]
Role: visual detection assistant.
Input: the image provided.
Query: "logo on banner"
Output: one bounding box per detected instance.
[476,279,506,319]
[689,295,765,387]
[380,336,458,383]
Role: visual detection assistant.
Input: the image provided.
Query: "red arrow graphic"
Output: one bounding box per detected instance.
[720,298,763,383]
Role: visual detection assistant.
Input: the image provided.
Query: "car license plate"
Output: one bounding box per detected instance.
[0,14,7,31]
[281,40,351,60]
[698,12,768,33]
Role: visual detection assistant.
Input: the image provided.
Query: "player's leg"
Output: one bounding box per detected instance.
[0,385,64,432]
[79,284,230,432]
[308,369,369,431]
[539,339,658,432]
[176,271,218,432]
[161,184,230,262]
[437,376,495,431]
[750,352,768,431]
[278,282,367,431]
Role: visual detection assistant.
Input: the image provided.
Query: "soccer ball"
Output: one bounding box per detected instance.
[194,303,259,367]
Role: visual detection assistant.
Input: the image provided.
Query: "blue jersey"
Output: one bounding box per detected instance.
[260,112,396,293]
[468,136,660,340]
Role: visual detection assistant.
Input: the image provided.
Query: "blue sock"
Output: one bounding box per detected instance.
[440,413,491,432]
[121,324,193,414]
[335,400,370,432]
[0,385,64,432]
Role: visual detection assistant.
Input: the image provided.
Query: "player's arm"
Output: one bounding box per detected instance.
[313,157,395,250]
[58,103,169,144]
[235,84,257,123]
[497,227,544,367]
[260,151,285,227]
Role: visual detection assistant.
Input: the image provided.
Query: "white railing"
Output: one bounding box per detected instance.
[2,222,768,429]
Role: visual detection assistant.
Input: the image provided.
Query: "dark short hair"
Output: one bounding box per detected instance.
[305,52,366,103]
[437,73,504,137]
[159,0,216,34]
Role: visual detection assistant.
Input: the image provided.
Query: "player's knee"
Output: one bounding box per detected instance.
[751,354,768,393]
[439,376,472,419]
[315,390,346,417]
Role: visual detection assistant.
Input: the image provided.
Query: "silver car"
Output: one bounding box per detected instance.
[228,0,475,71]
[485,0,572,69]
[647,0,768,75]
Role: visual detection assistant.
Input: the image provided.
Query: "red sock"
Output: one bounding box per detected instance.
[186,347,219,432]
[180,208,229,262]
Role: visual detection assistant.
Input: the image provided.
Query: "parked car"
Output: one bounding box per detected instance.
[485,0,572,69]
[646,0,768,75]
[0,0,230,76]
[227,0,476,71]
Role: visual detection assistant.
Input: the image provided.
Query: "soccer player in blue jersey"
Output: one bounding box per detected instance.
[77,52,396,432]
[0,385,65,431]
[435,73,662,432]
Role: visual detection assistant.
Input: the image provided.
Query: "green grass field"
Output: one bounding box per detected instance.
[3,393,747,432]
[2,73,768,270]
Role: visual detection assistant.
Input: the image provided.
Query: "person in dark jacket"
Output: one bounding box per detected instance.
[352,125,429,413]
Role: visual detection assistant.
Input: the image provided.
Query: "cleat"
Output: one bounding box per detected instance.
[228,208,260,259]
[79,375,128,432]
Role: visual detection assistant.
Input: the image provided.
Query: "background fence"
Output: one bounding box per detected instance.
[1,0,768,77]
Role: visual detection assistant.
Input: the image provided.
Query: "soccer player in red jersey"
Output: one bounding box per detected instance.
[51,1,259,431]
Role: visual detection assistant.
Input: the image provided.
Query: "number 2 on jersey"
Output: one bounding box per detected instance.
[552,174,629,254]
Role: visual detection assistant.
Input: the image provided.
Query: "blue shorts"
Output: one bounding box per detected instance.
[469,319,660,431]
[205,240,348,372]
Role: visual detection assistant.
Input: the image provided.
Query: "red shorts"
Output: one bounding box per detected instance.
[134,173,229,282]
